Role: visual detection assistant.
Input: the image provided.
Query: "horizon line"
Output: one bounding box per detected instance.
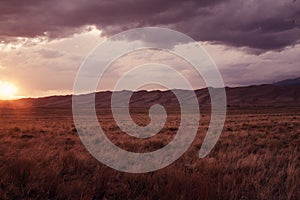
[0,83,290,101]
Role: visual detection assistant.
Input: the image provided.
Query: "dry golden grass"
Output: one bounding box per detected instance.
[0,106,299,199]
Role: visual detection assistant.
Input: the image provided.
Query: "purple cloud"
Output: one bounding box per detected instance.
[0,0,299,51]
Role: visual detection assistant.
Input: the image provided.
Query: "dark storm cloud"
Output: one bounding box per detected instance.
[0,0,299,50]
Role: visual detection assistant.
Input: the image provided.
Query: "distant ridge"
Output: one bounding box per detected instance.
[272,77,300,87]
[0,83,299,108]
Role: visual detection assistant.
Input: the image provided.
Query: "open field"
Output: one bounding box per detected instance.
[0,106,299,199]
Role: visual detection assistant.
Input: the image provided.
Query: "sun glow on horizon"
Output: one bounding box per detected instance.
[0,81,18,100]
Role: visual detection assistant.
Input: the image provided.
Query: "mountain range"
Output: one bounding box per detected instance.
[1,77,299,108]
[273,77,300,87]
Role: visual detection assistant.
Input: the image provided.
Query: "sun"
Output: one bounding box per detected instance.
[0,82,17,100]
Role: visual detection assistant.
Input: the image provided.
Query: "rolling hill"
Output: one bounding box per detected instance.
[272,76,300,87]
[0,83,299,108]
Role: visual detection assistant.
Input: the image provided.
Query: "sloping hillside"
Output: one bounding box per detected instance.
[1,84,299,108]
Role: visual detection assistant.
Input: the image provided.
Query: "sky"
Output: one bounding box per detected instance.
[0,0,299,99]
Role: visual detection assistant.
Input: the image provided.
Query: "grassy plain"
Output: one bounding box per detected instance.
[0,106,299,199]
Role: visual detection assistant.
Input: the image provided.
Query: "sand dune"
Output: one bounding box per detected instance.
[1,83,300,108]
